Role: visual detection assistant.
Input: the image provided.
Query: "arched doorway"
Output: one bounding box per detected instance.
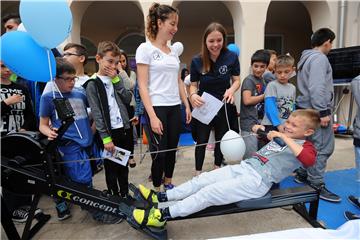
[80,1,144,73]
[116,32,146,70]
[265,1,313,62]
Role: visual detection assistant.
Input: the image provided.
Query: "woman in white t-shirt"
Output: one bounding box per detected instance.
[136,3,191,192]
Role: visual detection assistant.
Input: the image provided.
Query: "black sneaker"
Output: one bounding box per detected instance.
[56,202,71,221]
[348,195,360,209]
[94,212,124,224]
[294,172,308,184]
[12,206,42,223]
[315,184,341,203]
[344,211,360,220]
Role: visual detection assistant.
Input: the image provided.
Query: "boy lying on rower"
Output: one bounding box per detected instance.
[133,109,320,227]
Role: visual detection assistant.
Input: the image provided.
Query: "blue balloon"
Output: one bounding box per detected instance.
[227,43,240,57]
[0,31,56,82]
[20,0,72,49]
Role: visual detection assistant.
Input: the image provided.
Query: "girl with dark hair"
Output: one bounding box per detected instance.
[180,68,189,81]
[118,50,137,168]
[136,3,191,191]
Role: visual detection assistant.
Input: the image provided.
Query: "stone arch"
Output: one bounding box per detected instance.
[265,1,313,62]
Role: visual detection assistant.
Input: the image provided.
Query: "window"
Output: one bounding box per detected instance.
[265,34,284,54]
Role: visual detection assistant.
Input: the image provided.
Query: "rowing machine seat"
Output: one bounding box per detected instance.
[236,192,272,208]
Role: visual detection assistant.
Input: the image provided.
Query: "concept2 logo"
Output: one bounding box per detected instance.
[57,190,118,214]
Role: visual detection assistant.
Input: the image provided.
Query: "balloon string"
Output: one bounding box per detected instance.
[223,100,231,130]
[23,132,257,167]
[46,49,82,139]
[47,49,58,99]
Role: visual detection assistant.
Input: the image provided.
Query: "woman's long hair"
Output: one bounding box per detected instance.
[200,22,227,73]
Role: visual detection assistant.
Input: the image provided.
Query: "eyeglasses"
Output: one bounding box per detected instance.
[57,75,78,82]
[63,52,81,57]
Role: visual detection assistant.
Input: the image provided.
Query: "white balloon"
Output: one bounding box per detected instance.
[172,42,184,56]
[220,130,246,162]
[17,23,27,32]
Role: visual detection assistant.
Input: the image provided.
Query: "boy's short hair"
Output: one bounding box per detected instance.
[266,49,277,56]
[251,49,270,66]
[2,13,21,25]
[56,57,76,77]
[311,28,335,48]
[64,43,88,65]
[291,109,321,130]
[97,41,121,57]
[275,55,295,68]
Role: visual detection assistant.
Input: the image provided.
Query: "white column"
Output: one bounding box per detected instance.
[225,1,270,109]
[68,0,92,44]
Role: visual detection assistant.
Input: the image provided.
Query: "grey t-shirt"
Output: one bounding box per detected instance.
[245,139,313,187]
[261,80,296,126]
[263,70,276,85]
[240,74,265,132]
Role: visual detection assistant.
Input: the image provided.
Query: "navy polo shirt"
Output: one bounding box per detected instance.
[190,50,240,100]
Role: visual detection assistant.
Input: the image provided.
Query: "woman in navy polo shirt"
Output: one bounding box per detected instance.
[189,22,241,176]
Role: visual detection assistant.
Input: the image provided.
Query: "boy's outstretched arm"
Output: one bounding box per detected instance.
[242,90,264,106]
[267,131,316,167]
[39,117,58,140]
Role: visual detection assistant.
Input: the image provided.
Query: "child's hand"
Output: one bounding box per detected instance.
[252,124,265,133]
[130,116,139,125]
[104,141,115,153]
[4,94,23,106]
[267,130,284,141]
[320,116,331,127]
[47,128,58,140]
[104,66,117,79]
[116,62,123,72]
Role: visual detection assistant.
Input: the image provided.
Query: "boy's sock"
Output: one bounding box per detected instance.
[160,207,171,220]
[157,192,168,202]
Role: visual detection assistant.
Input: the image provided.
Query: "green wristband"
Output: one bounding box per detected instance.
[111,76,120,84]
[102,136,112,144]
[9,73,18,82]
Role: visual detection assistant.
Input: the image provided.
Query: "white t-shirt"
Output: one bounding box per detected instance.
[135,41,181,106]
[42,75,89,95]
[97,75,123,129]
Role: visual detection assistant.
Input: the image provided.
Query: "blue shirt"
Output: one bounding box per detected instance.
[190,50,240,100]
[39,90,93,148]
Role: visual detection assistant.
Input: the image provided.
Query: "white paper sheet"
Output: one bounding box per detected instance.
[103,146,131,166]
[192,92,224,125]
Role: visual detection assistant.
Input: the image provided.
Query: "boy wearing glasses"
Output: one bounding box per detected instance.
[39,58,95,221]
[43,43,89,94]
[83,41,132,199]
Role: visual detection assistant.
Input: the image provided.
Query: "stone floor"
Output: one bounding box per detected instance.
[2,135,356,240]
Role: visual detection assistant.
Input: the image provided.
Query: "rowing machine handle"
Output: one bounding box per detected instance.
[256,129,286,147]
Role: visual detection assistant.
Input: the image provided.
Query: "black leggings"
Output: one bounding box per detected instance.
[147,105,181,188]
[104,127,133,196]
[194,105,232,171]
